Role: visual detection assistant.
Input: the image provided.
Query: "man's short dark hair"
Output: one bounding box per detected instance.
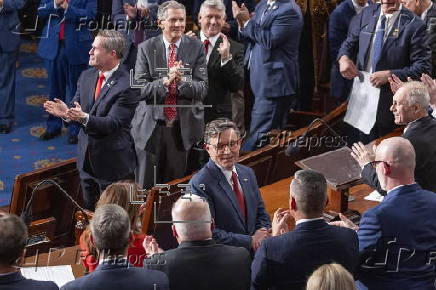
[0,214,28,266]
[204,118,241,144]
[291,170,327,215]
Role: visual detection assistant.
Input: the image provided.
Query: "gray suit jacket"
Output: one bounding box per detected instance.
[131,35,208,151]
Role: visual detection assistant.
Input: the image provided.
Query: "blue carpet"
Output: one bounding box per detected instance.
[0,41,77,207]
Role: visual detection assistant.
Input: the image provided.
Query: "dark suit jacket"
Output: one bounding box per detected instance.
[37,0,96,65]
[0,0,26,53]
[241,0,303,98]
[131,34,208,151]
[146,239,251,290]
[425,2,436,78]
[189,160,271,250]
[356,184,436,290]
[61,262,169,290]
[0,272,58,290]
[199,34,244,122]
[362,116,436,194]
[338,4,431,135]
[251,219,359,290]
[72,66,138,181]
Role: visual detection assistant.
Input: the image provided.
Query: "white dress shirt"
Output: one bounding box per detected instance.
[295,217,324,226]
[216,163,244,194]
[421,1,433,21]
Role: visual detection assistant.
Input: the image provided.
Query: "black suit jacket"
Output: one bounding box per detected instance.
[200,34,244,122]
[72,66,139,180]
[425,2,436,77]
[145,239,251,290]
[251,219,359,290]
[0,271,58,290]
[362,116,436,194]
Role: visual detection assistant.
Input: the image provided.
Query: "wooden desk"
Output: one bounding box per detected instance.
[22,245,85,278]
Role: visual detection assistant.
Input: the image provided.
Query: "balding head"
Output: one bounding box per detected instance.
[375,137,416,190]
[172,195,213,242]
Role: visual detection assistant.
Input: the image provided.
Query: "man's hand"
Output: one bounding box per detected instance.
[271,208,290,237]
[251,228,269,251]
[124,3,137,19]
[350,141,375,168]
[232,1,250,27]
[185,30,196,38]
[217,33,231,61]
[388,74,404,94]
[44,98,68,119]
[66,102,87,122]
[329,213,359,231]
[338,55,359,80]
[370,70,391,87]
[421,73,436,106]
[164,61,183,87]
[143,235,163,257]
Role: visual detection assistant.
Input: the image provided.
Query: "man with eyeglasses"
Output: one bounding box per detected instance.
[331,137,436,290]
[351,81,436,195]
[189,118,271,252]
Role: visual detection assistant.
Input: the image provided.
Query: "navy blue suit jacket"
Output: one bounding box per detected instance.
[60,262,169,290]
[0,272,58,290]
[72,66,139,181]
[357,184,436,290]
[37,0,96,65]
[328,0,356,101]
[338,5,431,133]
[240,0,303,98]
[189,160,271,250]
[251,219,359,290]
[0,0,26,53]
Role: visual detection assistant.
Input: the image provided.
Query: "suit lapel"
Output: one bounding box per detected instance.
[208,37,222,67]
[381,10,413,54]
[236,165,255,231]
[90,70,119,115]
[176,36,188,65]
[83,69,99,113]
[260,1,280,27]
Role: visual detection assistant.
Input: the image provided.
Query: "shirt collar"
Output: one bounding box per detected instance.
[404,115,427,133]
[295,217,324,225]
[99,63,119,81]
[215,162,237,184]
[421,1,433,21]
[200,30,219,49]
[380,4,402,18]
[386,183,416,195]
[352,0,368,14]
[163,36,182,50]
[267,0,276,5]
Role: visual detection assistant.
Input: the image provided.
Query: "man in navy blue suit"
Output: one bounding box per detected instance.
[37,0,96,144]
[333,137,436,290]
[190,118,271,251]
[0,213,59,290]
[233,0,303,150]
[0,0,26,134]
[251,170,359,290]
[338,0,431,144]
[329,0,368,102]
[61,204,169,290]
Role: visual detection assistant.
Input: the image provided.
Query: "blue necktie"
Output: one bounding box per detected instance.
[371,15,386,72]
[261,4,271,22]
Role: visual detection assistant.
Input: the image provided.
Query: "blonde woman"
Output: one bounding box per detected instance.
[306,263,356,290]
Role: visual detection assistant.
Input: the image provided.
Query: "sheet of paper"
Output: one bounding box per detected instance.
[21,265,75,288]
[344,71,381,134]
[364,190,384,202]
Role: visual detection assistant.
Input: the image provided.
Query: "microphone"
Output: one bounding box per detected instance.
[285,118,343,156]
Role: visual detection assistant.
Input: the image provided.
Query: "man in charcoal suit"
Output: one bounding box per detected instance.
[131,1,208,189]
[0,0,26,134]
[44,30,138,210]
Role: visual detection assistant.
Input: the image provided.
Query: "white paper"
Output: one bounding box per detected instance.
[364,190,384,202]
[344,71,381,134]
[21,265,75,288]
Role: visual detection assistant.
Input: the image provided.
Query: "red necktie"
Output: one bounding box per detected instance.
[94,73,105,100]
[59,0,68,40]
[203,38,210,55]
[231,171,246,220]
[164,43,177,122]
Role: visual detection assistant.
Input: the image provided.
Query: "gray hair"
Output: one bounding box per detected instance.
[0,214,27,266]
[290,170,327,215]
[172,195,212,240]
[96,30,126,59]
[204,118,241,144]
[157,1,186,21]
[403,81,430,108]
[90,204,130,254]
[199,0,226,17]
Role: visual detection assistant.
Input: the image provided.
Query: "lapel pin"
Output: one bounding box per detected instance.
[272,5,278,10]
[392,28,399,38]
[243,178,248,182]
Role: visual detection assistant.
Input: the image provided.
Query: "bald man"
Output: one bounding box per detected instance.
[333,137,436,290]
[144,195,251,290]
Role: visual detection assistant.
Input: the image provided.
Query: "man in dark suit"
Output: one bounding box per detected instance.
[131,1,208,189]
[0,0,26,134]
[233,0,303,150]
[338,0,431,144]
[37,0,96,144]
[401,0,436,77]
[144,194,251,290]
[329,0,367,102]
[61,204,169,290]
[251,170,359,290]
[352,81,436,194]
[44,30,138,210]
[0,213,59,290]
[195,0,244,124]
[332,137,436,290]
[190,119,271,251]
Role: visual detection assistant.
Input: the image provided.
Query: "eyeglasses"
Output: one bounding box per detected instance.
[208,139,241,152]
[370,160,390,168]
